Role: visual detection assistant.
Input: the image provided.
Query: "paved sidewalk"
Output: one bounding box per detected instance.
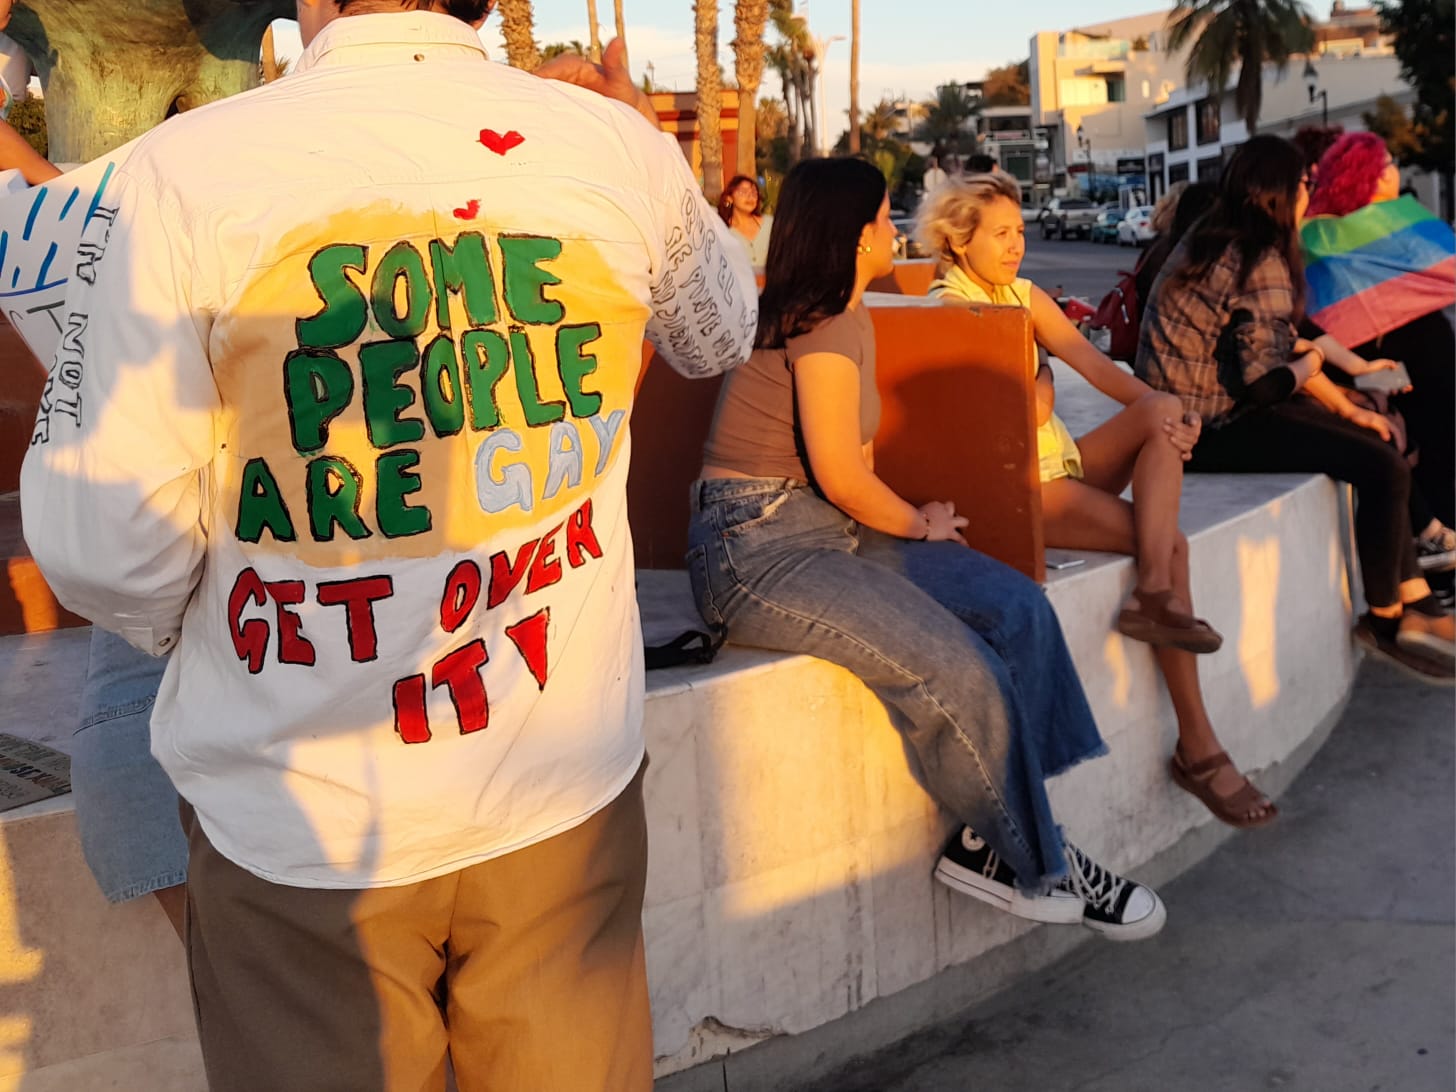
[803,659,1455,1092]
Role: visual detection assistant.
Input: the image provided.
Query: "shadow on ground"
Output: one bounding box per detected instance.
[803,658,1456,1092]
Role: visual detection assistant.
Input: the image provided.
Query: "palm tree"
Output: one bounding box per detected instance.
[696,0,724,200]
[585,0,602,62]
[614,0,629,70]
[921,82,976,162]
[768,43,802,162]
[770,0,815,159]
[862,97,898,145]
[1166,0,1315,134]
[848,0,861,153]
[541,41,588,61]
[497,0,542,71]
[732,0,770,177]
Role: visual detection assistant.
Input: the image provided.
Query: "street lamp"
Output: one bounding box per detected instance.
[1303,59,1329,127]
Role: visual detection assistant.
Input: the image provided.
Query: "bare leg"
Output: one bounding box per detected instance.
[153,883,186,942]
[1042,480,1274,825]
[1073,392,1188,596]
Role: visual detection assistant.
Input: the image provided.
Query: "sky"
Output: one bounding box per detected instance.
[271,1,1167,138]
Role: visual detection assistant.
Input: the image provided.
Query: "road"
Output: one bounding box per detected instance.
[802,657,1456,1092]
[1018,232,1139,305]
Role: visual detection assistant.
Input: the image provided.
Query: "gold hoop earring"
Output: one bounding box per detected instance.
[859,243,872,254]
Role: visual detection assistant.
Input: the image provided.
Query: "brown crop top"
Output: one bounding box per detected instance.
[701,306,879,481]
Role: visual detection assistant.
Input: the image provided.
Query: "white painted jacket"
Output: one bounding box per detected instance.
[21,12,756,888]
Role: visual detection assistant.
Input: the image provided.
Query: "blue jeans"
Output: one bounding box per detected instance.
[686,478,1105,891]
[72,628,187,902]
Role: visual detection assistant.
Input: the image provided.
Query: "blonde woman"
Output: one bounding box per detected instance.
[916,171,1276,829]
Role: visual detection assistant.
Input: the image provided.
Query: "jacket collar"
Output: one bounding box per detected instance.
[293,11,489,74]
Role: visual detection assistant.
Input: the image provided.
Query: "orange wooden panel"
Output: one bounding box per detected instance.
[627,346,724,569]
[627,302,1041,579]
[870,303,1043,581]
[0,313,46,494]
[0,496,87,636]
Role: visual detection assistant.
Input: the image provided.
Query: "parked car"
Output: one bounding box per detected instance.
[1038,197,1099,240]
[1090,207,1125,244]
[1117,205,1156,246]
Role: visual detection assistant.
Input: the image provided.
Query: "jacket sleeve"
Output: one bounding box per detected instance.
[640,130,758,378]
[1228,250,1297,390]
[19,166,219,655]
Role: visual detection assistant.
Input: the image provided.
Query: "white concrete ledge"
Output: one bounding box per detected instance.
[0,465,1358,1088]
[638,469,1357,1082]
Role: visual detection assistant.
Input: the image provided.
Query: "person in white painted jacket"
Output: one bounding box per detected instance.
[19,0,756,1085]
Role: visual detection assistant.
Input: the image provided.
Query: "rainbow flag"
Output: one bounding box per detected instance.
[1301,195,1455,348]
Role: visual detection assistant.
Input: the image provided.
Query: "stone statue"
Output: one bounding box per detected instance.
[5,0,291,163]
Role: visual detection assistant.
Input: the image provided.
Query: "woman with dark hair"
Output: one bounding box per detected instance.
[1137,134,1454,681]
[718,173,773,267]
[686,157,1167,940]
[1302,131,1456,574]
[1134,181,1218,312]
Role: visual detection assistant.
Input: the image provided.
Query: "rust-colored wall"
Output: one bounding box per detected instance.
[867,260,937,297]
[650,89,741,196]
[627,300,1043,579]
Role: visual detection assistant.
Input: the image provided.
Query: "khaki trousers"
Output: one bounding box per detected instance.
[182,763,652,1092]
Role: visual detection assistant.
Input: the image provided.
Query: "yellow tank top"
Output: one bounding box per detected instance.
[929,267,1084,482]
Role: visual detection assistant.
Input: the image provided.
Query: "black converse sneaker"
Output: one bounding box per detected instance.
[1059,842,1166,941]
[934,827,1085,924]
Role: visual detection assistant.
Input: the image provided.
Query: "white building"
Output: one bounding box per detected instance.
[1142,52,1413,201]
[1028,9,1188,197]
[975,104,1040,202]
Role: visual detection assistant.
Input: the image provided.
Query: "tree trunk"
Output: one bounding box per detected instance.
[782,68,802,165]
[6,0,287,163]
[496,0,542,71]
[613,0,628,70]
[1236,43,1262,135]
[733,0,768,178]
[696,0,723,201]
[585,0,602,62]
[802,65,819,158]
[261,23,281,83]
[848,0,860,153]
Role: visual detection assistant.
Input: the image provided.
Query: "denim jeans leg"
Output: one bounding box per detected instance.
[858,531,1107,780]
[687,482,1071,890]
[73,628,188,902]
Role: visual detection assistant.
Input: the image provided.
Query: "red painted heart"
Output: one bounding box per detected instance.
[453,199,480,220]
[479,129,525,155]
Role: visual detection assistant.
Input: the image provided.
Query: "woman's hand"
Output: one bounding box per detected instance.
[1163,410,1202,460]
[918,500,969,545]
[1344,405,1393,442]
[1357,358,1412,391]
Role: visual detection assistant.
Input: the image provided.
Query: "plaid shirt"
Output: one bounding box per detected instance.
[1134,241,1297,428]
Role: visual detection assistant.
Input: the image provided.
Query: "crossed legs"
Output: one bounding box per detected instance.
[1041,393,1274,826]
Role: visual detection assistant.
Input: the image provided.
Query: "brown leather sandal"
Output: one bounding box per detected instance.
[1117,588,1224,654]
[1170,748,1278,829]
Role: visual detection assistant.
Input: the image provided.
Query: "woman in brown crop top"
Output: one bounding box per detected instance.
[685,158,1167,941]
